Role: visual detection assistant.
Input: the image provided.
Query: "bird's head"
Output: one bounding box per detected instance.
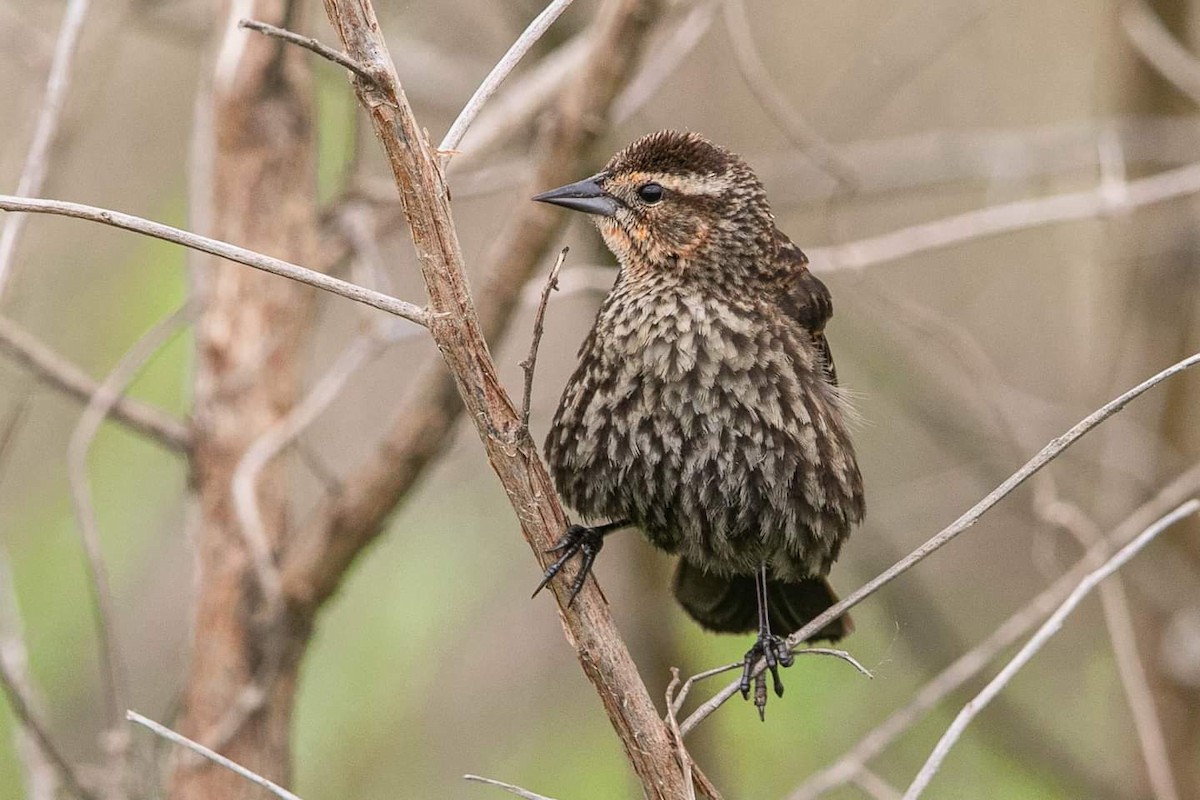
[533,131,777,283]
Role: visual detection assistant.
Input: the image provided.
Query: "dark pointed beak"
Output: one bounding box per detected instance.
[532,176,620,217]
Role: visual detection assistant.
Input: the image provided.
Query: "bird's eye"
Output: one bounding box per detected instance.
[637,183,664,204]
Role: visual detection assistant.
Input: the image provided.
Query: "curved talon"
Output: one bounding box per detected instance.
[531,523,607,605]
[740,634,794,720]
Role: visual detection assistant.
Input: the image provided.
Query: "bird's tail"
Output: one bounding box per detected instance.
[671,560,852,642]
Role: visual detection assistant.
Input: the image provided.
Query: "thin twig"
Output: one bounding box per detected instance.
[126,710,304,800]
[1039,499,1180,800]
[1120,0,1200,107]
[681,352,1200,735]
[0,0,92,300]
[720,0,857,189]
[519,247,567,429]
[809,160,1200,271]
[439,0,576,162]
[464,774,560,800]
[0,195,430,326]
[665,669,697,800]
[238,19,374,84]
[902,499,1200,799]
[787,461,1200,800]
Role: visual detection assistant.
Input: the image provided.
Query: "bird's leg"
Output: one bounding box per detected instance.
[531,519,630,605]
[740,564,795,720]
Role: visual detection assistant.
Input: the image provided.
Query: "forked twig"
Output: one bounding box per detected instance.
[239,18,374,83]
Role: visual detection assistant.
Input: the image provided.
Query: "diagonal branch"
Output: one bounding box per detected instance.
[786,460,1200,800]
[681,351,1200,734]
[902,500,1200,799]
[0,196,430,326]
[306,2,688,799]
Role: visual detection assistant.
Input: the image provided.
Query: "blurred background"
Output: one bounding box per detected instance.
[1,0,1199,798]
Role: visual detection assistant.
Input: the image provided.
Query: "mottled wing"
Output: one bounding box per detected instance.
[775,233,838,385]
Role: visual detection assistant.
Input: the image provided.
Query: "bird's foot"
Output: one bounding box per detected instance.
[739,633,795,721]
[531,524,606,606]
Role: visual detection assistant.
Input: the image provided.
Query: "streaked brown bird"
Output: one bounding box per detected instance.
[532,130,864,717]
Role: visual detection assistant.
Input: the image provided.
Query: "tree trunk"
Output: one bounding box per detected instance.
[171,2,317,797]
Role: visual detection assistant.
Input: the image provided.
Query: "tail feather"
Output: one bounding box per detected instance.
[672,561,851,643]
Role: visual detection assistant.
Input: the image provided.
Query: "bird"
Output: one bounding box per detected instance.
[531,130,864,718]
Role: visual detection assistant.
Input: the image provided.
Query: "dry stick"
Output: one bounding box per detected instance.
[519,247,568,429]
[0,0,92,299]
[787,461,1200,800]
[720,0,857,189]
[681,351,1200,736]
[237,18,374,83]
[1040,499,1181,800]
[1121,0,1200,107]
[317,2,689,798]
[463,774,561,800]
[438,0,577,161]
[664,670,698,800]
[0,315,189,451]
[902,499,1200,800]
[125,711,303,800]
[809,159,1200,271]
[0,196,430,326]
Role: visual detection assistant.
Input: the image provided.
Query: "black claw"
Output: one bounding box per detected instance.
[532,523,606,605]
[740,633,794,719]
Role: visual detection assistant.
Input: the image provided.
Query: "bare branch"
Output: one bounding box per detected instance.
[0,315,189,451]
[315,1,688,797]
[519,247,567,429]
[464,775,562,800]
[0,0,92,299]
[788,461,1200,800]
[853,769,904,800]
[809,160,1200,271]
[682,351,1200,734]
[126,711,303,800]
[0,196,430,326]
[902,500,1200,799]
[439,0,577,161]
[238,18,374,83]
[67,306,192,736]
[1120,0,1200,107]
[1040,499,1180,800]
[720,0,857,188]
